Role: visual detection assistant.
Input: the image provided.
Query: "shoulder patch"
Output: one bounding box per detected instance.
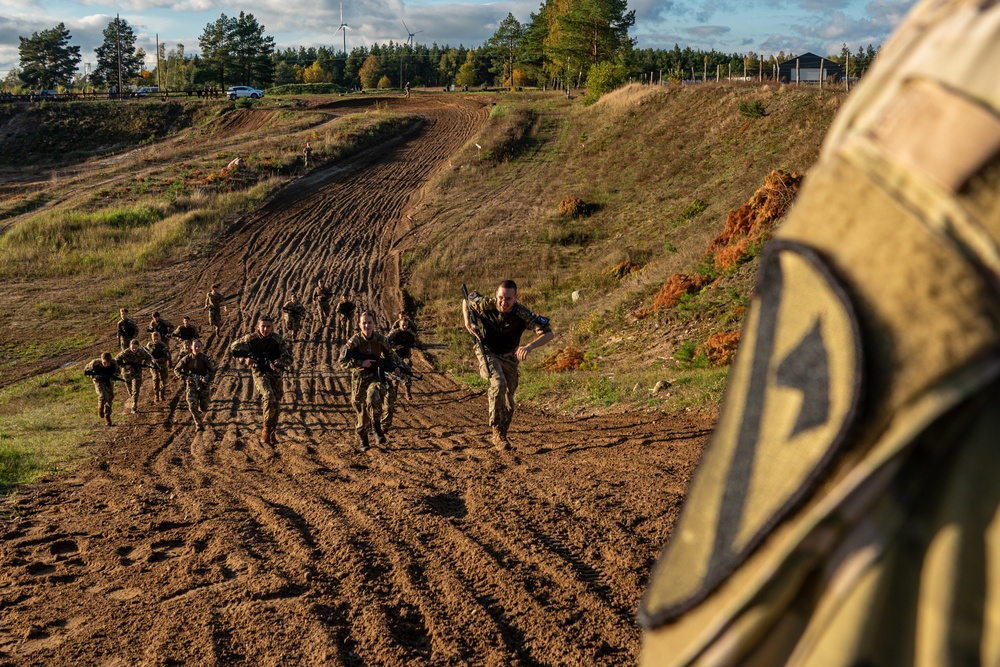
[639,240,863,627]
[533,313,549,327]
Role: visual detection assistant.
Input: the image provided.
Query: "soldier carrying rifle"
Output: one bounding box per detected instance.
[84,352,123,426]
[281,294,307,342]
[173,338,214,431]
[115,339,157,414]
[230,314,293,445]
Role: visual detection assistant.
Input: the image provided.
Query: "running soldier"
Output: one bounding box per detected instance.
[640,3,1000,663]
[146,331,172,403]
[462,280,553,450]
[173,339,214,431]
[388,316,417,401]
[335,293,357,343]
[303,142,313,168]
[173,316,198,344]
[147,311,175,340]
[313,280,333,327]
[339,312,405,451]
[116,308,138,351]
[204,284,227,336]
[230,314,293,445]
[281,294,307,342]
[115,339,156,414]
[84,352,121,426]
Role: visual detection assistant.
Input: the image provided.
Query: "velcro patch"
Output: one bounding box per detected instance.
[640,241,863,626]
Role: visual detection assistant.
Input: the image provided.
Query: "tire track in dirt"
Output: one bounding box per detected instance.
[0,95,712,666]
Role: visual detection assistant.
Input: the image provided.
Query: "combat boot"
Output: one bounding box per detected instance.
[98,404,104,418]
[105,413,113,427]
[373,423,387,445]
[267,427,278,445]
[491,426,511,451]
[404,385,412,400]
[262,425,273,446]
[357,432,370,452]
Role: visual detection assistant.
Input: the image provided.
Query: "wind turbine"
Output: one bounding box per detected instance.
[402,20,423,48]
[337,2,349,55]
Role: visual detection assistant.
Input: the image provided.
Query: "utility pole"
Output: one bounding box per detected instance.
[155,34,161,91]
[116,14,123,99]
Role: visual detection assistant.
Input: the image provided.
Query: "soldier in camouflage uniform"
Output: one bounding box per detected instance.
[116,307,138,351]
[313,280,333,328]
[388,316,417,401]
[339,312,404,451]
[640,3,1000,664]
[281,294,307,342]
[462,280,553,450]
[115,339,156,414]
[230,314,293,445]
[335,293,356,343]
[173,316,198,345]
[84,352,120,426]
[145,331,172,402]
[147,311,175,340]
[173,338,214,431]
[204,284,227,336]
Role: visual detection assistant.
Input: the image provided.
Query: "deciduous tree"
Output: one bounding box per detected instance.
[358,54,381,88]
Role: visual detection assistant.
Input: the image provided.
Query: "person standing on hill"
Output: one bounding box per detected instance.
[313,279,334,328]
[462,280,553,450]
[145,331,172,403]
[84,352,120,426]
[339,312,404,452]
[335,293,357,343]
[174,339,214,431]
[281,294,307,342]
[303,142,313,168]
[230,314,293,446]
[204,284,227,336]
[116,308,138,351]
[115,339,156,414]
[147,311,175,340]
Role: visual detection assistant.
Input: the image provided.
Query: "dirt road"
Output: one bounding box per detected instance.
[0,95,711,666]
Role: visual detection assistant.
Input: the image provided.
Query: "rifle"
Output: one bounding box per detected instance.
[462,283,492,378]
[341,347,421,382]
[85,368,126,383]
[231,348,286,374]
[182,373,210,389]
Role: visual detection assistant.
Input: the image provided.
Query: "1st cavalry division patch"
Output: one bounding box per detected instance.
[640,240,863,624]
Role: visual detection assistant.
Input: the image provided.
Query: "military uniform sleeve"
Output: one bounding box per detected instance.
[278,336,293,369]
[229,333,251,356]
[517,304,552,335]
[338,337,359,371]
[204,355,216,383]
[173,355,188,380]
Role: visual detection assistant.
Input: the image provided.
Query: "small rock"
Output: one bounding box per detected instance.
[632,382,642,394]
[652,380,672,394]
[571,289,584,302]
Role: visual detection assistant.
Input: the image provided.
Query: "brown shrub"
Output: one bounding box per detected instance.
[607,259,641,280]
[539,345,586,371]
[698,331,741,366]
[653,273,710,312]
[709,169,802,252]
[714,238,752,272]
[559,195,587,218]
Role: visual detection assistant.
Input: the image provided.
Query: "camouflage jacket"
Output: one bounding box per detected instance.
[147,318,175,337]
[173,352,214,383]
[468,295,552,355]
[145,341,171,367]
[115,347,156,379]
[230,331,293,376]
[282,301,307,321]
[205,291,225,310]
[84,359,120,385]
[313,286,333,304]
[117,317,138,340]
[339,331,403,381]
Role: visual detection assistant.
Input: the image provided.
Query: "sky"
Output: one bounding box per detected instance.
[0,0,916,79]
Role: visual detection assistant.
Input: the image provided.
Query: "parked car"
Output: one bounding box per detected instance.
[136,86,159,97]
[226,85,263,100]
[37,89,60,98]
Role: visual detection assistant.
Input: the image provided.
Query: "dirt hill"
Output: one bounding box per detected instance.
[0,86,841,665]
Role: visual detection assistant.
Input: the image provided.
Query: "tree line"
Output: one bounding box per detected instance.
[5,1,879,95]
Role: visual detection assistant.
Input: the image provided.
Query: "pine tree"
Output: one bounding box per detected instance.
[93,17,143,88]
[18,23,81,88]
[230,12,276,87]
[486,13,526,89]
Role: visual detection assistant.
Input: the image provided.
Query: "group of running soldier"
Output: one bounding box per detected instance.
[86,279,552,452]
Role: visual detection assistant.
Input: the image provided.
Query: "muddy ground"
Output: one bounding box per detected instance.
[0,95,712,666]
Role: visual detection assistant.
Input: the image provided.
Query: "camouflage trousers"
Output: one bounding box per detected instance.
[184,378,211,427]
[118,336,130,351]
[475,347,519,428]
[283,314,301,338]
[208,307,222,327]
[351,374,389,433]
[123,374,142,411]
[252,370,284,429]
[316,302,331,326]
[150,365,169,396]
[336,314,353,342]
[93,381,114,415]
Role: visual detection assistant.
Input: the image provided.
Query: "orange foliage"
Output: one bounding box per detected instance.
[653,273,710,312]
[539,345,586,372]
[698,331,741,366]
[607,259,641,280]
[709,169,802,253]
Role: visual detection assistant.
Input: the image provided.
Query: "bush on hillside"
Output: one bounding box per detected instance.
[267,83,351,95]
[698,331,741,366]
[738,99,767,118]
[607,259,641,280]
[653,273,710,312]
[584,62,627,105]
[559,195,587,218]
[539,345,587,371]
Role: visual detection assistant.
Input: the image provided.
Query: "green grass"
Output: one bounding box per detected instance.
[0,369,97,494]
